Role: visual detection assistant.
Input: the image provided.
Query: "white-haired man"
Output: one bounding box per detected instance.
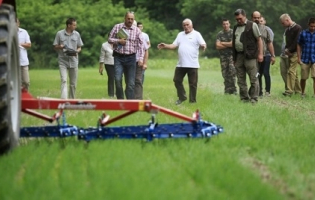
[158,19,206,105]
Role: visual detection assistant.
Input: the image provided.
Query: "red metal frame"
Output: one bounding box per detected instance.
[21,91,196,124]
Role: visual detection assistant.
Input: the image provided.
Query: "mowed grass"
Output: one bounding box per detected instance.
[1,58,315,200]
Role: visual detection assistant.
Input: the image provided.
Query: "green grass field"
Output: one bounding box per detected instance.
[1,58,315,200]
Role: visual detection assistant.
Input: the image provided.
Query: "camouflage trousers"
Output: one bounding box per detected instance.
[219,55,237,94]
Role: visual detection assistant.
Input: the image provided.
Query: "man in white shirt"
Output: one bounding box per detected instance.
[158,18,206,105]
[137,22,150,85]
[17,18,31,91]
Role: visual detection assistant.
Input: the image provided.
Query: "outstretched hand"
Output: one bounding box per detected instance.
[157,43,165,50]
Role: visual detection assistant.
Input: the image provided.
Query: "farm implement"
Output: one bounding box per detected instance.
[20,90,224,142]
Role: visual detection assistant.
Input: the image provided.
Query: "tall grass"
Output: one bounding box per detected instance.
[1,58,314,200]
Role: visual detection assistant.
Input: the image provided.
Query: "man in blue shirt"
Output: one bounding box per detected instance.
[297,17,315,98]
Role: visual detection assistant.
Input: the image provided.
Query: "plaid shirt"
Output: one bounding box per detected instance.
[108,23,144,61]
[298,29,315,64]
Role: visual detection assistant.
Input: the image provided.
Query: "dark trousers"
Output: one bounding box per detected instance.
[258,55,271,94]
[173,67,198,102]
[134,63,143,99]
[105,64,115,97]
[114,54,136,99]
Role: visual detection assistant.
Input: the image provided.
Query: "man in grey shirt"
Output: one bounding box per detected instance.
[53,17,83,99]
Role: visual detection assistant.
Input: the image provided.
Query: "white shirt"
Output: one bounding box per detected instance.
[136,41,149,62]
[142,32,150,46]
[18,28,31,66]
[173,29,206,68]
[99,42,114,65]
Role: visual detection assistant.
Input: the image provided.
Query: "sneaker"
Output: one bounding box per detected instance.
[301,93,306,99]
[175,99,185,105]
[265,92,271,97]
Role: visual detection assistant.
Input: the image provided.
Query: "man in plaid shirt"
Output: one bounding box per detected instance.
[297,17,315,98]
[108,11,144,99]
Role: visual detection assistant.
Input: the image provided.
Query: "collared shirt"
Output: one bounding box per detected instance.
[108,23,144,61]
[234,19,261,52]
[18,28,31,66]
[99,42,114,65]
[53,29,83,68]
[298,29,315,64]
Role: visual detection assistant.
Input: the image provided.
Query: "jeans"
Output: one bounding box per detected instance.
[114,54,136,99]
[134,64,144,99]
[258,55,271,94]
[105,64,115,97]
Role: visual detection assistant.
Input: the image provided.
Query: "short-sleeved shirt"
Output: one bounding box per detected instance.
[216,29,233,56]
[53,29,83,68]
[298,29,315,64]
[136,41,149,62]
[234,20,261,52]
[142,32,150,46]
[258,24,271,55]
[172,29,206,68]
[99,42,114,65]
[18,28,31,66]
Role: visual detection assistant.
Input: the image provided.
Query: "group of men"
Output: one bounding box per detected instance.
[20,9,315,104]
[216,9,315,104]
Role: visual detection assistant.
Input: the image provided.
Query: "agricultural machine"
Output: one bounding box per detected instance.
[0,0,223,155]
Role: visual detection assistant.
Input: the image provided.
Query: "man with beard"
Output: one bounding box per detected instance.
[108,11,144,99]
[251,11,276,97]
[232,9,263,104]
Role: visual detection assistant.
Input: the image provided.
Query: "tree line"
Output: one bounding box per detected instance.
[16,0,315,68]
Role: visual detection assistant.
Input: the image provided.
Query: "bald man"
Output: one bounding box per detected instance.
[158,19,206,105]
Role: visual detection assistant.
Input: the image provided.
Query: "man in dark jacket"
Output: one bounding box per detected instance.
[232,9,263,104]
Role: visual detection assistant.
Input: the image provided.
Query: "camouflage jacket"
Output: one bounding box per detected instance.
[216,29,233,56]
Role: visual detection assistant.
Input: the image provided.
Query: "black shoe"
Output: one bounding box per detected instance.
[282,92,292,97]
[241,99,250,103]
[251,99,258,104]
[175,99,186,105]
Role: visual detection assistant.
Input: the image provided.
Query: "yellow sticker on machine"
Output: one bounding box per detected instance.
[138,101,144,110]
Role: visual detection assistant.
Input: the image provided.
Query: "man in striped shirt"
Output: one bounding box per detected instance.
[108,11,144,99]
[297,17,315,98]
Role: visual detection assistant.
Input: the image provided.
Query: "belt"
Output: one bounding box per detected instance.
[113,51,136,57]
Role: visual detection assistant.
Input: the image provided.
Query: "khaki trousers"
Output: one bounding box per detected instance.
[280,54,301,94]
[21,66,30,90]
[235,54,259,101]
[59,65,78,99]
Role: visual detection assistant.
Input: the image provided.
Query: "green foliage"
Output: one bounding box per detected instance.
[15,0,178,68]
[15,0,315,68]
